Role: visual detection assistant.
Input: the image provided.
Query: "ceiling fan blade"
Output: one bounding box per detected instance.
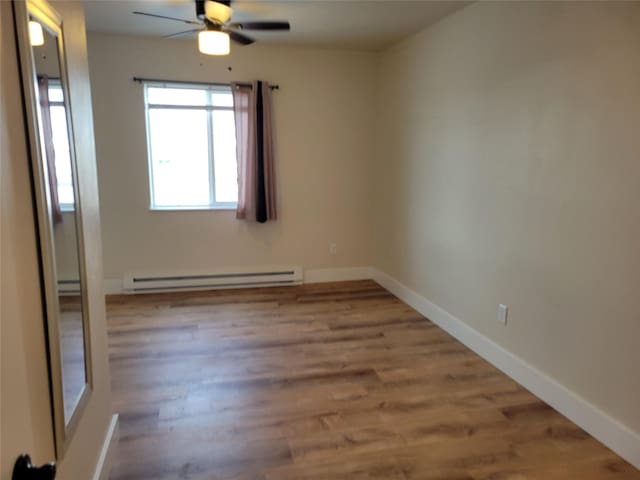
[164,28,203,39]
[132,11,202,26]
[228,21,290,31]
[226,29,255,45]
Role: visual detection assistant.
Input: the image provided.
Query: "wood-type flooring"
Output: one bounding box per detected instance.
[107,280,640,480]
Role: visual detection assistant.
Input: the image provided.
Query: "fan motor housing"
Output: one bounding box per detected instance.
[196,0,231,20]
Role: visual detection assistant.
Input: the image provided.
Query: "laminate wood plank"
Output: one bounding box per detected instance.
[107,280,639,480]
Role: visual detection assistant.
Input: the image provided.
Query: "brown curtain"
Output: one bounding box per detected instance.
[38,75,63,224]
[231,81,277,223]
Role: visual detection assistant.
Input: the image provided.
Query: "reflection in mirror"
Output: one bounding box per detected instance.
[31,16,88,425]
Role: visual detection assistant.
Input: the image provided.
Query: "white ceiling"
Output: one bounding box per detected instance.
[83,0,470,51]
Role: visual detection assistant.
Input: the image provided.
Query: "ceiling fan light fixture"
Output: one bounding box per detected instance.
[198,30,230,55]
[204,1,232,23]
[29,20,45,46]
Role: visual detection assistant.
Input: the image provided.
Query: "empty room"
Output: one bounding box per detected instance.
[2,0,639,479]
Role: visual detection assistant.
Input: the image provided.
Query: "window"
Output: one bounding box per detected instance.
[48,81,75,210]
[143,83,238,210]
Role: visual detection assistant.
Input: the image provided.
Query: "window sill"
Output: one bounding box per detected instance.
[149,206,237,212]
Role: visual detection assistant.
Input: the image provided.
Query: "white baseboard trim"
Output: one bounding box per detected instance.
[303,267,373,284]
[104,278,123,295]
[371,268,640,469]
[92,414,119,480]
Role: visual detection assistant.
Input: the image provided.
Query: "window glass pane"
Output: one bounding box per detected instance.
[49,105,74,206]
[211,90,233,107]
[48,84,64,102]
[147,87,207,106]
[148,109,210,207]
[212,110,238,203]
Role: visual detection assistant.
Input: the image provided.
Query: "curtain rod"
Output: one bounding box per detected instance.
[132,77,279,90]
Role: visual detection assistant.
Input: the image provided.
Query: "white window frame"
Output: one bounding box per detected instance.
[143,81,237,211]
[48,79,74,212]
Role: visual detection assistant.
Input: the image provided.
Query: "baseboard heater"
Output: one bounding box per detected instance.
[58,279,81,296]
[122,266,303,294]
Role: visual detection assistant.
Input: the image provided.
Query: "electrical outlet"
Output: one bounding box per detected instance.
[329,243,337,255]
[498,304,508,325]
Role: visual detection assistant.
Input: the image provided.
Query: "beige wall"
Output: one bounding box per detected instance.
[87,33,377,280]
[373,1,640,433]
[54,215,81,280]
[1,2,113,478]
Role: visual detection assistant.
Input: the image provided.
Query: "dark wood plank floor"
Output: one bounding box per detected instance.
[107,280,639,480]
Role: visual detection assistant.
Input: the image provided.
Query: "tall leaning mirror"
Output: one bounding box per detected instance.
[14,0,92,457]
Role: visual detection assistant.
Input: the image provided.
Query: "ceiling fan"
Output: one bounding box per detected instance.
[133,0,291,55]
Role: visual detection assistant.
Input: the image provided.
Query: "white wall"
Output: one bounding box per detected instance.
[87,33,377,281]
[373,0,640,435]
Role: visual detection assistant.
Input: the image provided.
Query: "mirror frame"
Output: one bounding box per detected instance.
[13,0,93,458]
